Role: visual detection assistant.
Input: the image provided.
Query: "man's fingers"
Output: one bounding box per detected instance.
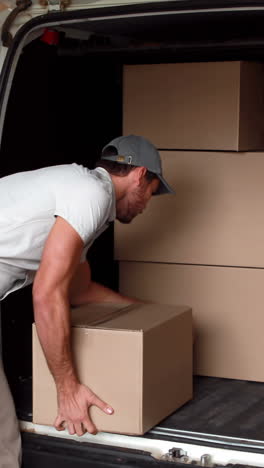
[54,417,86,436]
[67,422,76,435]
[83,417,97,435]
[54,415,65,431]
[75,423,86,437]
[90,394,114,415]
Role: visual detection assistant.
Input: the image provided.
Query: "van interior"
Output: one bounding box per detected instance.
[2,2,264,463]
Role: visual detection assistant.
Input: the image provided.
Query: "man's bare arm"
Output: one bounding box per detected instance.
[69,261,141,307]
[33,217,113,436]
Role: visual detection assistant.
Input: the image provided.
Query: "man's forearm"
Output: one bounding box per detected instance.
[33,288,114,436]
[33,292,78,390]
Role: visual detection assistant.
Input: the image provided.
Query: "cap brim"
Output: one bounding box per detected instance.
[155,174,175,195]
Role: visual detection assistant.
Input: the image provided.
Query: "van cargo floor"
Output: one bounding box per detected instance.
[15,376,264,442]
[156,376,264,441]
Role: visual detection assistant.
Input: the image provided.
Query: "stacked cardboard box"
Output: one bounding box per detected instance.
[115,151,264,267]
[119,262,264,382]
[118,61,264,382]
[123,61,264,151]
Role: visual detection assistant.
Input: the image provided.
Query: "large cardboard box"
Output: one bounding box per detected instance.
[119,262,264,382]
[33,302,193,435]
[115,151,264,268]
[123,61,264,151]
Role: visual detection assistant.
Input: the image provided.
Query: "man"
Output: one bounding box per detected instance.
[0,134,174,467]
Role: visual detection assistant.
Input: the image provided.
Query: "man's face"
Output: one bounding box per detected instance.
[116,171,160,224]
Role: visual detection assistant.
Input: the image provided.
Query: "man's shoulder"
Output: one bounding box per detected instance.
[51,164,107,183]
[48,164,97,189]
[54,165,113,204]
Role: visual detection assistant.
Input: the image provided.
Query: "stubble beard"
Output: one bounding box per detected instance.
[116,187,145,224]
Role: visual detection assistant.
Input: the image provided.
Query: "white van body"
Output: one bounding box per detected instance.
[2,1,264,467]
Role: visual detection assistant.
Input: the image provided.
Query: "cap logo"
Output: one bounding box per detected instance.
[117,155,125,162]
[116,156,125,162]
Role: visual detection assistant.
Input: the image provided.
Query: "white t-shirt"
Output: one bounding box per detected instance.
[0,164,116,300]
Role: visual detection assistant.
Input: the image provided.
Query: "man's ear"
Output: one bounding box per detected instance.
[134,166,147,186]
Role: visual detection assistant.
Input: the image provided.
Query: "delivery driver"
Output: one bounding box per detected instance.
[0,135,174,467]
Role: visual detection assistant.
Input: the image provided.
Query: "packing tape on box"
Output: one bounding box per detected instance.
[75,303,140,328]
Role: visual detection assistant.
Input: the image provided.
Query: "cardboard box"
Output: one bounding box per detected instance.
[119,262,264,382]
[123,61,264,151]
[33,302,193,434]
[115,151,264,268]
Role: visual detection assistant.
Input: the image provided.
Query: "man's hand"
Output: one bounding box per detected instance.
[54,382,114,436]
[70,262,142,306]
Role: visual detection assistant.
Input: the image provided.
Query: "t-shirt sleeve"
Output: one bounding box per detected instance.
[80,245,89,263]
[54,180,111,245]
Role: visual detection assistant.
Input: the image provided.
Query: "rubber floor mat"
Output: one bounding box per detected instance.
[15,375,264,441]
[157,376,264,441]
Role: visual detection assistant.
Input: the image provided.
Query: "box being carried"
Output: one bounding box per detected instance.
[33,302,193,435]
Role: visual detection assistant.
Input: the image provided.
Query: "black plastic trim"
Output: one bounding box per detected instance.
[21,431,187,467]
[21,431,262,468]
[146,432,264,456]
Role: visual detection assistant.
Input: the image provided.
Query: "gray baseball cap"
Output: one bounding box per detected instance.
[101,135,175,195]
